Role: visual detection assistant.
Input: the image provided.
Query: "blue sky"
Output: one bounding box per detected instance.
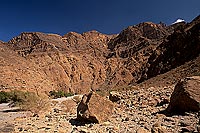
[0,0,199,42]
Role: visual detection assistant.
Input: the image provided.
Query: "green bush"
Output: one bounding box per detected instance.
[49,90,73,99]
[0,91,11,103]
[64,92,74,97]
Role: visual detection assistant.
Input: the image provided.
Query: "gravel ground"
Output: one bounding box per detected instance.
[0,86,199,133]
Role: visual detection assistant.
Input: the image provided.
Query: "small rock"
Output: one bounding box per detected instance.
[54,108,60,113]
[156,98,169,106]
[113,125,120,131]
[179,120,190,127]
[101,121,111,126]
[180,126,195,133]
[164,117,175,122]
[197,125,200,133]
[122,117,129,122]
[79,128,88,133]
[152,122,167,133]
[109,91,124,102]
[18,127,23,132]
[45,127,51,130]
[137,127,150,133]
[156,114,166,119]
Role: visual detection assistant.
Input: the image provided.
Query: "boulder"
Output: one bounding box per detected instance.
[77,92,114,123]
[151,126,167,133]
[151,122,167,133]
[167,76,200,114]
[109,91,124,102]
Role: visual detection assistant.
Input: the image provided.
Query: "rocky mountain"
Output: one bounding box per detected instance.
[0,15,200,133]
[0,15,199,94]
[105,22,171,86]
[2,31,116,93]
[142,16,200,82]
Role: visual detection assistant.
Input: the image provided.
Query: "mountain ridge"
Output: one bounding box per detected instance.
[0,15,199,94]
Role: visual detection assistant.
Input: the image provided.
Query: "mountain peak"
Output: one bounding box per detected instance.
[172,18,185,24]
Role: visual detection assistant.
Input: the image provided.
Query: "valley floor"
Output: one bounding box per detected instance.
[0,85,199,133]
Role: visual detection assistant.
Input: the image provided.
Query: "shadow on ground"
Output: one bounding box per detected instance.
[69,118,95,126]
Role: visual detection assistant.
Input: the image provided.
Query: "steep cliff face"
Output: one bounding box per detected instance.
[1,15,199,94]
[107,22,171,54]
[105,22,172,85]
[0,41,55,92]
[5,31,116,93]
[8,32,67,56]
[141,16,200,82]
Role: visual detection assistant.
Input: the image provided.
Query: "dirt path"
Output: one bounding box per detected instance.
[0,103,28,122]
[0,103,30,133]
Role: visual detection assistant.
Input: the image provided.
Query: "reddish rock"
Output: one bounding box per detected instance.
[136,127,150,133]
[77,92,114,123]
[3,31,115,93]
[167,76,200,114]
[151,122,167,133]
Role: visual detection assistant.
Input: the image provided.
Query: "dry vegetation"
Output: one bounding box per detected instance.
[0,90,50,114]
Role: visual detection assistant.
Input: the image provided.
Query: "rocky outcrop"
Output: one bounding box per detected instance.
[167,76,200,114]
[104,21,172,86]
[4,31,115,93]
[77,92,114,123]
[0,41,57,92]
[107,22,170,58]
[141,16,200,82]
[8,32,67,56]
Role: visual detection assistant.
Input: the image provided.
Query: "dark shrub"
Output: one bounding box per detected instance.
[0,91,11,103]
[49,90,73,99]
